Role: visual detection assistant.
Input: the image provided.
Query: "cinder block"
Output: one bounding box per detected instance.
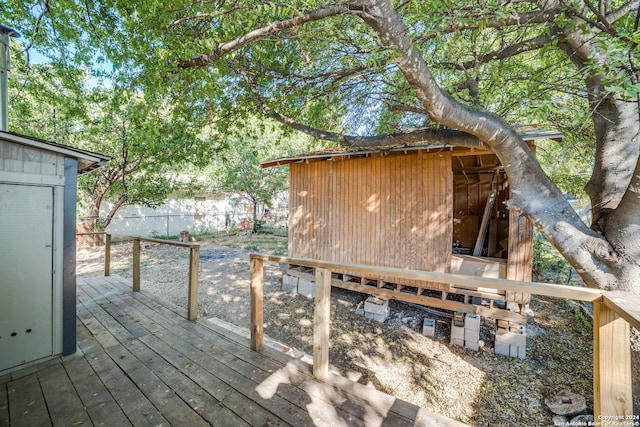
[281,274,299,293]
[422,318,435,337]
[464,328,479,344]
[355,302,365,316]
[495,331,526,347]
[364,311,388,322]
[494,342,510,356]
[451,324,465,340]
[372,312,388,322]
[451,338,464,347]
[517,345,526,359]
[471,296,483,305]
[297,278,315,299]
[509,344,519,358]
[465,340,479,351]
[364,297,389,315]
[465,313,481,331]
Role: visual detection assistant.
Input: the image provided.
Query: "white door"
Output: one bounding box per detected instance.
[0,183,54,371]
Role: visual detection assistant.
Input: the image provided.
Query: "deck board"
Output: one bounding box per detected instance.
[0,275,468,427]
[63,356,132,427]
[6,371,52,427]
[38,363,93,426]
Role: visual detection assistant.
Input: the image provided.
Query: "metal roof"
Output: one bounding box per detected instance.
[0,130,110,174]
[260,128,562,169]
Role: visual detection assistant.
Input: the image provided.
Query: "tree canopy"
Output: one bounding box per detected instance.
[3,0,639,294]
[7,58,216,229]
[202,118,329,232]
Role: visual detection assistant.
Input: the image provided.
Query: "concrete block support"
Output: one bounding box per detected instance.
[494,342,510,356]
[464,328,479,344]
[365,312,389,322]
[364,297,389,315]
[495,323,527,359]
[451,324,465,340]
[298,278,315,299]
[422,318,435,337]
[465,313,481,331]
[451,314,482,351]
[282,274,299,293]
[356,297,390,323]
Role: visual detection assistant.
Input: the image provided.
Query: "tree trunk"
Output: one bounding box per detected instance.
[357,2,640,406]
[354,0,618,289]
[252,197,259,233]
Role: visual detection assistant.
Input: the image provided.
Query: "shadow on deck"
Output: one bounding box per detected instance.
[0,275,467,427]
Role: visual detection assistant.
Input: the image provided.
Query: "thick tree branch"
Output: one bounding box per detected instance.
[605,0,640,24]
[606,151,640,283]
[415,8,564,42]
[178,4,349,68]
[241,71,483,148]
[566,0,640,42]
[355,0,619,287]
[440,33,553,70]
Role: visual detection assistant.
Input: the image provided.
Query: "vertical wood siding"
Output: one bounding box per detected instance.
[506,214,533,303]
[289,152,453,281]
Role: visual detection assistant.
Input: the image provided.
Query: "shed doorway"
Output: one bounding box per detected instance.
[0,183,54,371]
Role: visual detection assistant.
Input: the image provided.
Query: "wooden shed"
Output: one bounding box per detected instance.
[0,130,109,374]
[262,130,561,321]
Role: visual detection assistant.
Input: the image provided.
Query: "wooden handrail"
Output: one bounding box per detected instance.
[115,234,198,248]
[248,253,635,420]
[77,232,200,321]
[250,254,604,302]
[602,291,640,331]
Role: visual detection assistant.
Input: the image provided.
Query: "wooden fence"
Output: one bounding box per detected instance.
[249,253,639,419]
[78,232,200,320]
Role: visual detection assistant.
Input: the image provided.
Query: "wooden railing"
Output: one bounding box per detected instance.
[249,253,639,419]
[77,232,200,320]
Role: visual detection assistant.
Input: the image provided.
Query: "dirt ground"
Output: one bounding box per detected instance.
[77,233,594,426]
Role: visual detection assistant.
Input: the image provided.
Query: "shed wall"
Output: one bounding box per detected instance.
[0,140,65,177]
[289,152,453,280]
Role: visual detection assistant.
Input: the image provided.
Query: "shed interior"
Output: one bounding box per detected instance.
[452,151,510,258]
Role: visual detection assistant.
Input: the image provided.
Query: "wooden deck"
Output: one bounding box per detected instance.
[0,275,466,427]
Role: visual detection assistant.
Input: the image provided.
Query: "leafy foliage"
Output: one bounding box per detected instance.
[7,50,217,228]
[203,118,333,232]
[4,0,640,293]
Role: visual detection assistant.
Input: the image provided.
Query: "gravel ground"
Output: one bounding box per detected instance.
[77,233,595,426]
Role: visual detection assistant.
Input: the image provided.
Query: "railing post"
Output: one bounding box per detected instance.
[187,246,200,321]
[133,238,141,292]
[313,267,331,380]
[250,256,264,351]
[593,301,632,418]
[104,233,111,277]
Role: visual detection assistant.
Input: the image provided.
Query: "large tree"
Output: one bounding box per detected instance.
[7,58,215,233]
[28,0,633,293]
[204,118,330,232]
